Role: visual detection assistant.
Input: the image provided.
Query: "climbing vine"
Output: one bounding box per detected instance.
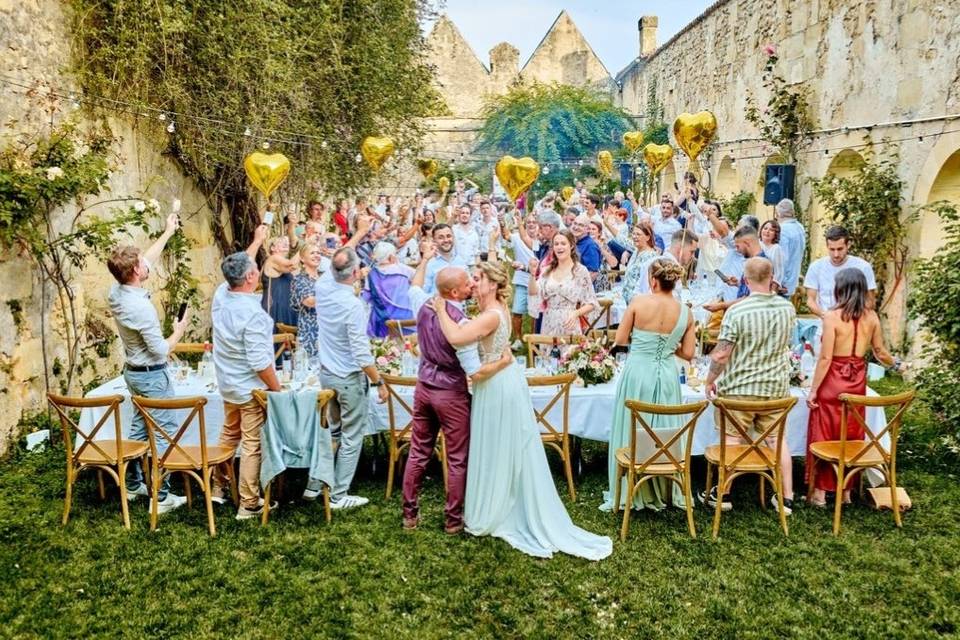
[745,45,815,164]
[70,0,442,254]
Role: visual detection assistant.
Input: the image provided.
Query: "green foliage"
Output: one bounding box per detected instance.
[745,50,814,163]
[477,82,632,168]
[70,0,441,252]
[0,112,149,393]
[718,191,755,225]
[421,159,493,197]
[811,155,915,308]
[153,228,200,335]
[909,201,960,463]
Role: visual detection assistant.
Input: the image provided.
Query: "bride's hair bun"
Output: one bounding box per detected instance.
[650,259,685,292]
[477,262,512,304]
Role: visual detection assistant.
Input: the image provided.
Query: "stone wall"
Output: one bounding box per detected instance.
[615,0,960,346]
[0,0,224,454]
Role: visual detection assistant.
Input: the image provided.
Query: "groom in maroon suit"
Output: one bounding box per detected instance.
[402,267,476,534]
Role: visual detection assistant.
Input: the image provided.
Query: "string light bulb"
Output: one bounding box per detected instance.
[243,127,252,137]
[261,141,270,150]
[321,140,328,149]
[166,121,176,133]
[542,166,550,175]
[158,113,166,122]
[355,153,363,163]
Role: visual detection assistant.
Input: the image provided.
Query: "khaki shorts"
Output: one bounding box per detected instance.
[714,394,782,440]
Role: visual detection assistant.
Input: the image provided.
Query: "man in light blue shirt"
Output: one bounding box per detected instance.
[423,223,467,294]
[315,247,389,510]
[776,199,807,296]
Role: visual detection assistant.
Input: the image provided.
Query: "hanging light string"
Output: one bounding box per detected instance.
[4,73,959,169]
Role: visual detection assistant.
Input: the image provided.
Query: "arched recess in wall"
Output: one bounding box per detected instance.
[807,149,866,260]
[752,154,786,220]
[912,131,960,259]
[713,156,740,199]
[659,162,678,201]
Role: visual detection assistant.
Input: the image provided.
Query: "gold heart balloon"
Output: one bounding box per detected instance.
[561,186,574,201]
[495,156,540,202]
[417,158,439,180]
[243,152,291,198]
[360,136,396,172]
[643,143,675,175]
[673,111,718,161]
[622,131,644,153]
[597,150,614,177]
[437,176,450,195]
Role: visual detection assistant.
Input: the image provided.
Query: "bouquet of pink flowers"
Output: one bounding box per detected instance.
[558,338,616,386]
[370,338,403,375]
[788,350,803,387]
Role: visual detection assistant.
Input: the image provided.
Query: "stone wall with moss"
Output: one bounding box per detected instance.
[0,0,224,454]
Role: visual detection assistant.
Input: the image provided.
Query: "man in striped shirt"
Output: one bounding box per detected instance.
[704,257,797,513]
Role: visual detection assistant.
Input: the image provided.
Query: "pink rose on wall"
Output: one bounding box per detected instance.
[763,43,777,57]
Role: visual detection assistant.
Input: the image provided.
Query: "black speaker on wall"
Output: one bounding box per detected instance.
[763,164,796,205]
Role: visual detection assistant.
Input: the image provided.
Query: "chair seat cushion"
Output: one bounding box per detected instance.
[809,441,884,465]
[615,447,683,474]
[704,444,776,470]
[161,445,235,469]
[78,440,149,464]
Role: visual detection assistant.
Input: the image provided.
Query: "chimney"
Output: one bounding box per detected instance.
[639,16,658,58]
[489,42,519,77]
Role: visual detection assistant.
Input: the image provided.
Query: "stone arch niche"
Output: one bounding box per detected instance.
[807,149,866,259]
[916,148,960,258]
[752,154,787,220]
[713,155,740,199]
[659,161,677,202]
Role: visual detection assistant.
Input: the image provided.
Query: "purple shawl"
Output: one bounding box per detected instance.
[362,266,415,338]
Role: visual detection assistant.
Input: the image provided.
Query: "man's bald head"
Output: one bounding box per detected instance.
[744,256,773,290]
[435,266,474,302]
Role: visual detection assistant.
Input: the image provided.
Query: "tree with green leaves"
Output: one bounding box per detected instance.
[70,0,441,253]
[477,83,633,198]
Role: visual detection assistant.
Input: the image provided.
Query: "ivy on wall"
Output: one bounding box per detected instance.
[70,0,442,253]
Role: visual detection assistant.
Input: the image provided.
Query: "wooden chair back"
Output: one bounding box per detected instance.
[387,319,417,340]
[713,396,797,471]
[838,390,914,468]
[131,395,210,470]
[625,399,708,473]
[606,269,624,285]
[48,393,125,465]
[589,329,618,345]
[381,374,418,445]
[526,372,577,500]
[276,322,298,336]
[171,342,210,362]
[273,333,296,359]
[522,334,579,368]
[586,298,614,331]
[252,388,336,425]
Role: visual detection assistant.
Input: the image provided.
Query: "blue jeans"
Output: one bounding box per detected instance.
[124,367,177,500]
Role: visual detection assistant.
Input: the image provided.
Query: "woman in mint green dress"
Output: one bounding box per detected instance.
[600,259,697,512]
[432,263,612,560]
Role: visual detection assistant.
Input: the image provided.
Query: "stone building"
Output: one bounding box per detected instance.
[612,0,960,344]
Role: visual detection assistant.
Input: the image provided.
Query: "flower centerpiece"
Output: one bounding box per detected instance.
[788,350,804,387]
[370,338,402,375]
[557,338,617,386]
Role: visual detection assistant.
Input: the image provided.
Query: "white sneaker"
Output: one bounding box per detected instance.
[125,483,149,502]
[771,494,794,516]
[302,478,324,501]
[235,498,278,520]
[152,493,187,514]
[330,495,369,510]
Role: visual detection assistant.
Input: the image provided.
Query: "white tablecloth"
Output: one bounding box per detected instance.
[82,371,887,458]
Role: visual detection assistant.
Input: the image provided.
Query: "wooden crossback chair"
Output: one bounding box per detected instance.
[48,393,148,529]
[276,322,298,336]
[527,373,578,501]
[808,390,915,535]
[615,400,708,540]
[273,333,296,359]
[606,269,624,285]
[586,298,614,332]
[171,342,209,363]
[386,319,417,340]
[252,389,336,525]
[381,374,447,499]
[522,334,579,368]
[131,395,237,536]
[706,396,797,539]
[589,329,618,345]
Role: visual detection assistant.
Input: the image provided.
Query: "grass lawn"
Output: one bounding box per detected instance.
[1,374,958,639]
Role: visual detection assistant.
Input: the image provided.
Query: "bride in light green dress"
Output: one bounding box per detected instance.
[600,258,697,512]
[432,262,612,560]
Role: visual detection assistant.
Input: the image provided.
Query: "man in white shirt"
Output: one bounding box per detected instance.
[631,229,699,302]
[211,248,282,520]
[452,204,481,264]
[508,214,540,341]
[315,247,389,510]
[423,224,468,294]
[653,199,683,251]
[107,212,190,514]
[476,201,501,258]
[805,225,877,316]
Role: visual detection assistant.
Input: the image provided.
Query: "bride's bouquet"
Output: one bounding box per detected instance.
[558,338,617,386]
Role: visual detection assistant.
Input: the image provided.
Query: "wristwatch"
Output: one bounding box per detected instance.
[370,379,383,387]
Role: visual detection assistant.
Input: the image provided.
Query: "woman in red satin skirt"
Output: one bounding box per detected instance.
[805,268,899,507]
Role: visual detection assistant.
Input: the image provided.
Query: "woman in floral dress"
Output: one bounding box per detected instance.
[290,243,325,357]
[527,230,597,336]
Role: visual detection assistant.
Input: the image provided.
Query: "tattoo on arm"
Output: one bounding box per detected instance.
[709,340,734,376]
